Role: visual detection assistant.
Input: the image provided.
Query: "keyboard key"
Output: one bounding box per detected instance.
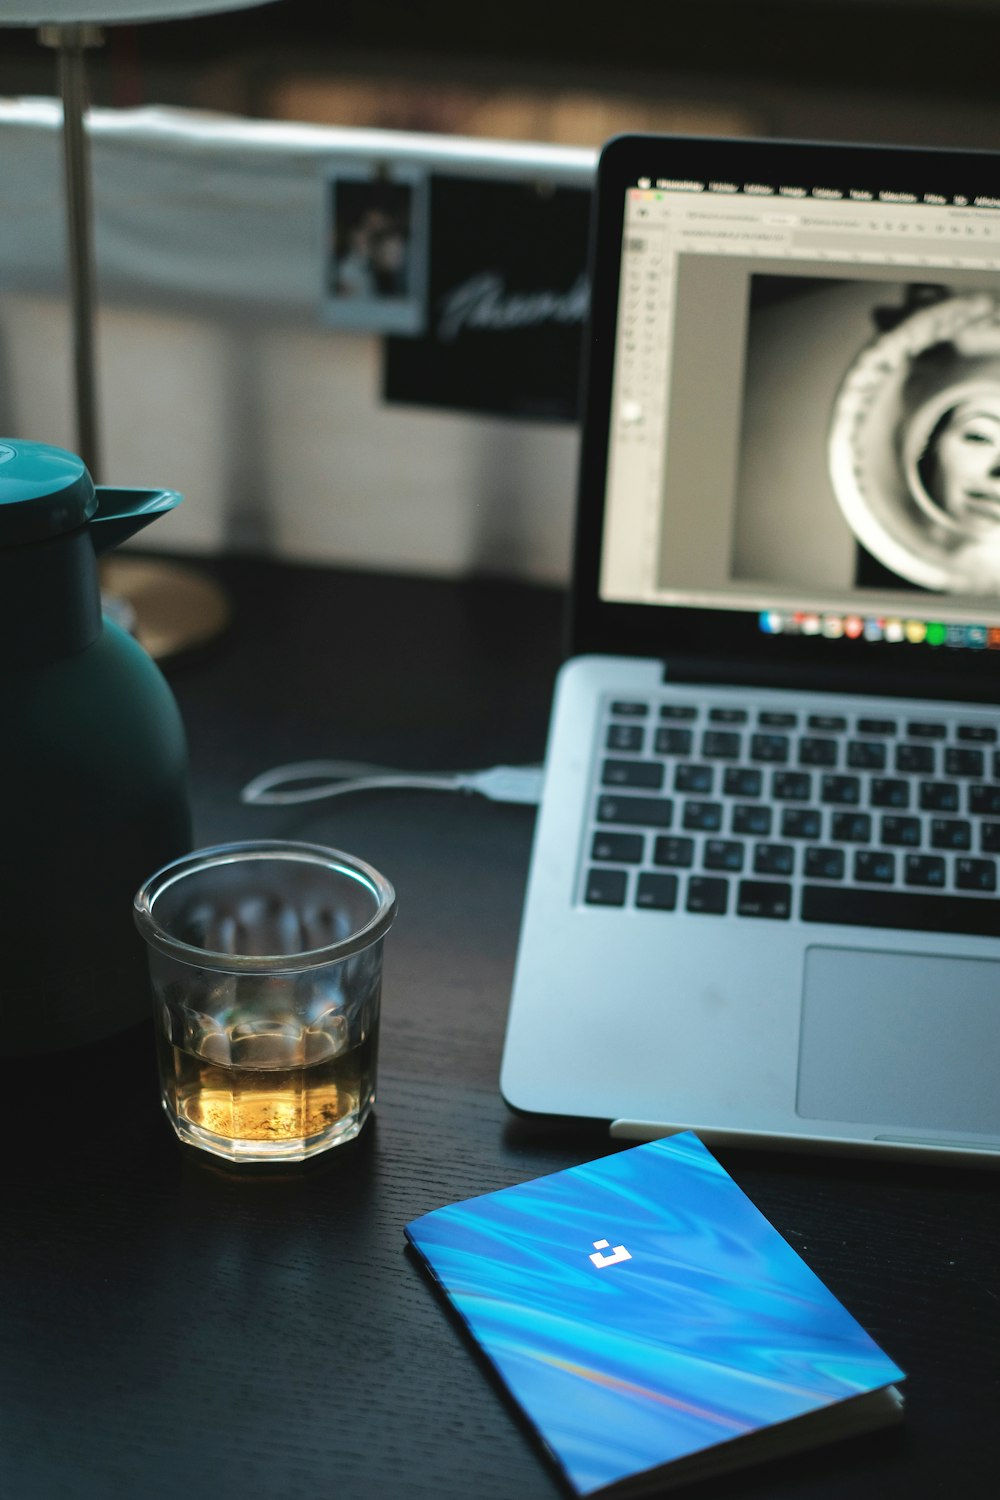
[804,846,846,880]
[982,822,1000,853]
[759,711,797,727]
[847,740,887,770]
[708,707,747,724]
[905,854,947,887]
[754,842,795,876]
[606,723,644,752]
[801,885,997,936]
[919,781,960,812]
[799,736,838,766]
[907,720,947,739]
[896,743,935,773]
[781,808,821,839]
[732,803,772,835]
[724,767,763,797]
[881,815,921,847]
[930,818,972,851]
[635,872,679,910]
[584,869,627,905]
[591,831,644,863]
[957,724,997,743]
[857,717,897,735]
[955,858,997,893]
[610,700,648,717]
[702,730,742,759]
[653,835,695,868]
[704,839,745,872]
[830,811,872,842]
[674,763,714,793]
[871,778,909,809]
[945,747,986,778]
[854,850,896,883]
[597,794,673,828]
[821,774,861,805]
[970,785,1000,816]
[654,726,694,756]
[686,876,729,915]
[808,714,847,732]
[602,758,664,790]
[737,880,792,919]
[660,703,698,720]
[750,733,790,763]
[773,771,812,801]
[682,800,723,832]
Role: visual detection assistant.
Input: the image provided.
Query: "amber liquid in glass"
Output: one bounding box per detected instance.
[157,1021,376,1160]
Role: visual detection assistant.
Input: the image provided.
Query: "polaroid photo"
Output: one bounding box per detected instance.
[322,160,429,335]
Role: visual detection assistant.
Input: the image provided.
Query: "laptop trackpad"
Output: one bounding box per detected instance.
[798,945,1000,1136]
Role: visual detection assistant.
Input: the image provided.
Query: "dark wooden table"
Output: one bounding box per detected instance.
[2,556,997,1500]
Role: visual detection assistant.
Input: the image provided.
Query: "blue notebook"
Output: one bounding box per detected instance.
[405,1133,904,1497]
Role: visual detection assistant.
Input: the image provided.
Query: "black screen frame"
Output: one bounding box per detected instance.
[569,132,1000,704]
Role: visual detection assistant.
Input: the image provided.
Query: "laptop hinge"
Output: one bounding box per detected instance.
[660,655,996,705]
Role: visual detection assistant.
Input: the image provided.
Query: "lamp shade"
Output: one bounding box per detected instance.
[2,0,275,21]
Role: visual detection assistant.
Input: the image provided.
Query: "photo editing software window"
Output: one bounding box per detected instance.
[600,170,1000,650]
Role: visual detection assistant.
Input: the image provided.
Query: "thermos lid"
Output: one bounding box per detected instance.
[0,439,97,546]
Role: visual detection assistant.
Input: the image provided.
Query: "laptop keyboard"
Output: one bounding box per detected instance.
[583,696,1000,938]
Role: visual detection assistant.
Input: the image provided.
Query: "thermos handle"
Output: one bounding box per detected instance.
[89,486,183,556]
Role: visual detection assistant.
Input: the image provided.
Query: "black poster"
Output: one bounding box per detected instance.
[383,175,591,422]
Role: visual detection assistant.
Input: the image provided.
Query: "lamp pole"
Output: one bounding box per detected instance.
[38,23,105,480]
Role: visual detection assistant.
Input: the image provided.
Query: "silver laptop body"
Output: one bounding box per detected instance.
[501,134,1000,1165]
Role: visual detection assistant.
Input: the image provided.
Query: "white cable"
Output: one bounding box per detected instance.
[239,759,544,807]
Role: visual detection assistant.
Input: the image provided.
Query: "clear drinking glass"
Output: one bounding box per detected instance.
[133,840,396,1163]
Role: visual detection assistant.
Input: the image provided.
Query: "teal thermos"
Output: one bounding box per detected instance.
[0,439,192,1055]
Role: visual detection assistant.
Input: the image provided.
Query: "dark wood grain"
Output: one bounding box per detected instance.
[2,556,997,1500]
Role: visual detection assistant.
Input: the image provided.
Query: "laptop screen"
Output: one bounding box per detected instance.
[573,135,1000,699]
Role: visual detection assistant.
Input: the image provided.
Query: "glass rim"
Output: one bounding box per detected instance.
[133,839,397,973]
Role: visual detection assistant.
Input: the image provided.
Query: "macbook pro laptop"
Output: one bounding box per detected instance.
[500,134,1000,1164]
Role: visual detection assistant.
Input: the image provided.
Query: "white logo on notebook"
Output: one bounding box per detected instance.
[589,1238,632,1268]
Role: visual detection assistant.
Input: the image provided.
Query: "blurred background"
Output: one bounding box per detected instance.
[3,0,1000,595]
[5,0,1000,149]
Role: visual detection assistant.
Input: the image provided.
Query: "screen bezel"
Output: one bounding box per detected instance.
[569,132,1000,702]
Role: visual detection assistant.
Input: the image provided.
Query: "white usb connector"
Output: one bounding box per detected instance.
[452,765,545,805]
